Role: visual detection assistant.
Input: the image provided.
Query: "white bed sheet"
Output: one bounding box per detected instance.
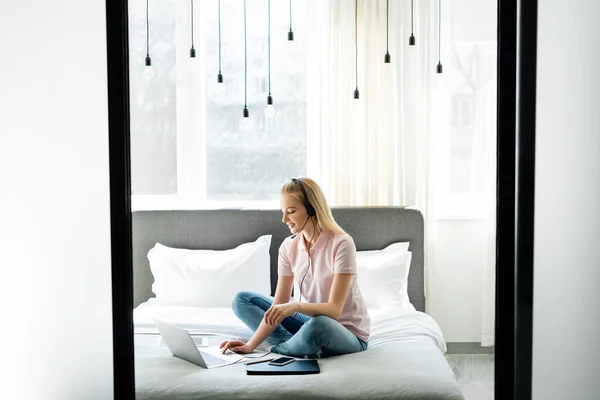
[134,301,461,399]
[133,299,447,353]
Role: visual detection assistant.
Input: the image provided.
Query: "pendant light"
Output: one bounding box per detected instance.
[437,0,443,73]
[409,0,415,46]
[265,0,275,119]
[216,0,225,94]
[143,0,154,79]
[384,0,390,63]
[189,0,199,70]
[353,0,359,99]
[288,0,294,41]
[241,0,251,131]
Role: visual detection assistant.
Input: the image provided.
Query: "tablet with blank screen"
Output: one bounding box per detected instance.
[246,359,320,375]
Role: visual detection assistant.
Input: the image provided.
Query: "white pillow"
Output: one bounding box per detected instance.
[147,235,272,307]
[356,242,414,310]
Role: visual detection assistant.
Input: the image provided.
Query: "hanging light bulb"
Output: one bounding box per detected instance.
[144,0,154,79]
[353,0,359,99]
[189,51,199,70]
[241,107,251,131]
[216,73,225,94]
[265,0,276,119]
[189,0,199,71]
[144,56,155,80]
[384,0,391,63]
[216,0,225,94]
[437,0,443,73]
[409,0,416,46]
[265,96,275,119]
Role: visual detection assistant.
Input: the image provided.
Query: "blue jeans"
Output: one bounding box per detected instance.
[232,290,368,358]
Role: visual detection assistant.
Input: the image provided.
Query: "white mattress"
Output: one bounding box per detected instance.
[133,299,447,353]
[133,300,461,399]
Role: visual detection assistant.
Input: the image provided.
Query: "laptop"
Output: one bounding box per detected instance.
[154,319,242,369]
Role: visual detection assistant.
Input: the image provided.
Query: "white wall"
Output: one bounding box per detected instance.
[0,1,114,399]
[532,0,600,399]
[429,220,488,342]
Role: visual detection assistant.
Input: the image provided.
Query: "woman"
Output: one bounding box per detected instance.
[219,178,370,358]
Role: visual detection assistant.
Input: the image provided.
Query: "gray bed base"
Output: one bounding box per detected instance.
[131,206,425,312]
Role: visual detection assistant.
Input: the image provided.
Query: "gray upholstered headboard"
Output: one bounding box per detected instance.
[131,207,425,312]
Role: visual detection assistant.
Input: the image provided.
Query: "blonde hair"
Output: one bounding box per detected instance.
[281,177,345,235]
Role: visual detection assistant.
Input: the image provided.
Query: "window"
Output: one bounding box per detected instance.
[128,0,497,216]
[434,0,498,218]
[202,0,307,200]
[447,42,496,197]
[128,0,178,195]
[129,0,307,207]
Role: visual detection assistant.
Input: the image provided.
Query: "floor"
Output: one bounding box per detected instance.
[445,354,495,400]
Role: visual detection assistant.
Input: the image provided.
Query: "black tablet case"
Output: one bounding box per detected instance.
[246,359,320,375]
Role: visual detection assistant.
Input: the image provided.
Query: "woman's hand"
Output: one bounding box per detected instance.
[264,302,299,327]
[219,339,255,354]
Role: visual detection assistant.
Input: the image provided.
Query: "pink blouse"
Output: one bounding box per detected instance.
[278,230,370,341]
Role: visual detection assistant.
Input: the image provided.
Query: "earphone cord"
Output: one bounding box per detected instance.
[271,217,315,354]
[225,313,294,366]
[224,218,316,367]
[296,215,310,235]
[220,326,288,367]
[298,220,316,302]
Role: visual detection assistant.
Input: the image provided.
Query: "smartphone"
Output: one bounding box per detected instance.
[268,356,295,366]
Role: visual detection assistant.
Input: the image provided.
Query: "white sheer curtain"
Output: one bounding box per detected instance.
[305,0,444,306]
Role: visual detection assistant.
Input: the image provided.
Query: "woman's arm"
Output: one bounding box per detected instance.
[294,273,352,319]
[244,275,294,351]
[272,275,295,305]
[265,273,352,326]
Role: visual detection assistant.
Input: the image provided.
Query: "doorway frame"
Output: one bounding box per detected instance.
[105,0,537,398]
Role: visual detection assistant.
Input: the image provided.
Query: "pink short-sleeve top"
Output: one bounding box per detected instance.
[277,230,370,342]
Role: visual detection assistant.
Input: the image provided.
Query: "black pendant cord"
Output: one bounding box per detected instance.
[409,0,415,46]
[190,0,195,55]
[218,0,222,74]
[244,0,248,112]
[411,0,414,37]
[354,0,359,99]
[145,0,150,57]
[438,0,441,61]
[437,0,443,73]
[146,0,150,60]
[288,0,294,40]
[268,0,271,96]
[384,0,390,63]
[355,0,357,85]
[386,0,389,51]
[145,0,152,68]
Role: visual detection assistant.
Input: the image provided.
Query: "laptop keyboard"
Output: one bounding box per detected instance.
[200,351,229,366]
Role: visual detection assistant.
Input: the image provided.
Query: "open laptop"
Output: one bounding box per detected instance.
[154,319,242,369]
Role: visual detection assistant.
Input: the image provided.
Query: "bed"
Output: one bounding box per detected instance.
[132,207,464,400]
